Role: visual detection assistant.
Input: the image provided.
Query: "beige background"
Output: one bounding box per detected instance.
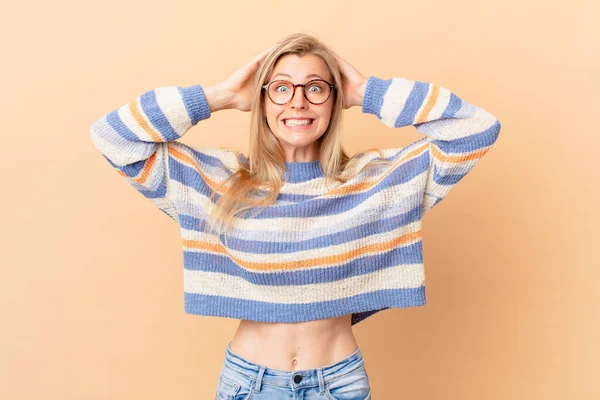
[1,0,598,399]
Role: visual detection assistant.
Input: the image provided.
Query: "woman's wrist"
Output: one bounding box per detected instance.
[354,78,368,108]
[204,84,234,112]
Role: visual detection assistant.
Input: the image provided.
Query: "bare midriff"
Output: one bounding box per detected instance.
[229,314,358,371]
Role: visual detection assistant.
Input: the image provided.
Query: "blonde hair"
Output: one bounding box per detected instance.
[205,33,391,236]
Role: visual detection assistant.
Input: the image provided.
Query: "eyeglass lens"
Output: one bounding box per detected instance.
[268,80,331,104]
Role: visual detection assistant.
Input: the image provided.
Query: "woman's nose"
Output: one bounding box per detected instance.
[290,86,308,108]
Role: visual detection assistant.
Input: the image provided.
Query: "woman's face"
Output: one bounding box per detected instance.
[263,54,334,161]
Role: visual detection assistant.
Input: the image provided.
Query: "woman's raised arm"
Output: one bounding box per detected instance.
[336,54,501,216]
[89,44,277,221]
[361,76,501,215]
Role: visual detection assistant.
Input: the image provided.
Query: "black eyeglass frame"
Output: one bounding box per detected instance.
[262,79,336,105]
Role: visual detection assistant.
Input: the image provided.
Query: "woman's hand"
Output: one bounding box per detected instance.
[205,43,279,112]
[334,54,368,109]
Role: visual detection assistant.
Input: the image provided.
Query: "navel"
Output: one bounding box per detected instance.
[290,346,300,370]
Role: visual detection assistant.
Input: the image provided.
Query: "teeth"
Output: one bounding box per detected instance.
[284,119,312,127]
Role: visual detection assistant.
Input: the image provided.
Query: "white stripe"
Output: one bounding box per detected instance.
[117,97,158,141]
[183,263,425,304]
[154,86,192,137]
[128,144,168,192]
[415,103,497,141]
[173,169,426,237]
[170,142,238,181]
[380,78,414,127]
[199,220,422,265]
[425,85,452,121]
[90,119,155,166]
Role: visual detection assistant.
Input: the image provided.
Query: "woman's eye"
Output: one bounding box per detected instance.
[276,85,289,92]
[307,85,321,92]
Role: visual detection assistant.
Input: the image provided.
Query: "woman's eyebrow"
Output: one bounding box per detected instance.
[272,73,324,80]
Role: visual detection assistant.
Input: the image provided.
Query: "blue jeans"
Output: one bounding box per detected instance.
[216,341,371,400]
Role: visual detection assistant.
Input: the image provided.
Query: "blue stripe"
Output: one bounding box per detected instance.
[179,203,421,253]
[362,76,392,118]
[432,164,466,186]
[250,153,429,219]
[179,85,211,125]
[444,92,463,118]
[140,90,180,141]
[104,154,168,199]
[166,146,243,200]
[106,108,144,143]
[419,122,500,153]
[183,240,423,283]
[395,81,429,128]
[184,286,426,325]
[187,146,236,170]
[222,206,421,252]
[171,150,430,220]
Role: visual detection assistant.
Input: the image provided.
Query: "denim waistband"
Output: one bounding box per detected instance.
[221,341,364,392]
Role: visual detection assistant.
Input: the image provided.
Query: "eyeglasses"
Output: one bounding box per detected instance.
[262,79,336,105]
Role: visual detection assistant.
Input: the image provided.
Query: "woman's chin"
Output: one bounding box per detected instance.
[276,135,321,148]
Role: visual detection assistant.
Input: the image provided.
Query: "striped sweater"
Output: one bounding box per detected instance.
[90,76,501,325]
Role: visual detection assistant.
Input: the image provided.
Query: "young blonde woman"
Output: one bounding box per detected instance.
[91,33,501,400]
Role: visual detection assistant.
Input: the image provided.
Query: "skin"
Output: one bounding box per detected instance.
[204,44,369,370]
[263,53,333,162]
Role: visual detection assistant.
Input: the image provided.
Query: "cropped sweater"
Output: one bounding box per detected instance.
[90,76,501,325]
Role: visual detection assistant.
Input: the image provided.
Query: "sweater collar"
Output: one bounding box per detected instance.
[284,159,325,183]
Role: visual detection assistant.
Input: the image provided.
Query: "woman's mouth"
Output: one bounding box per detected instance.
[282,118,314,130]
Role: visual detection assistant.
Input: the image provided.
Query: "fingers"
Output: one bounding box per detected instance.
[230,42,281,87]
[332,51,346,65]
[336,53,361,81]
[249,42,281,65]
[333,52,351,74]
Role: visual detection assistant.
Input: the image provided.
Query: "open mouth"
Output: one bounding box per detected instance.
[282,119,315,128]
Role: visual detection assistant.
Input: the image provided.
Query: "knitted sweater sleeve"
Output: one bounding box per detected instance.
[362,76,501,215]
[89,85,212,222]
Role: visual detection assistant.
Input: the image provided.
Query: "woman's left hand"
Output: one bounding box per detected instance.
[334,54,368,109]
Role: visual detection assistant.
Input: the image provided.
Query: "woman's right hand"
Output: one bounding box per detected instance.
[205,43,279,112]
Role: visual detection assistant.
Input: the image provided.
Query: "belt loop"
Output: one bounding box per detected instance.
[254,366,266,393]
[317,367,325,394]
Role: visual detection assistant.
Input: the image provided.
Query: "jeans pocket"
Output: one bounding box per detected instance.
[216,373,240,400]
[325,365,371,400]
[216,368,254,400]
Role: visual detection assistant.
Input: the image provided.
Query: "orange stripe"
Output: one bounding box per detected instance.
[327,143,429,196]
[122,100,166,186]
[168,145,222,193]
[116,152,157,186]
[430,143,490,163]
[128,101,163,142]
[135,152,156,184]
[416,84,439,124]
[183,228,422,272]
[326,140,489,198]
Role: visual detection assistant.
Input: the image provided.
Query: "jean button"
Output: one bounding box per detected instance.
[293,374,303,383]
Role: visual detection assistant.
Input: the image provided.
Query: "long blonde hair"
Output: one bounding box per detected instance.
[205,33,390,236]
